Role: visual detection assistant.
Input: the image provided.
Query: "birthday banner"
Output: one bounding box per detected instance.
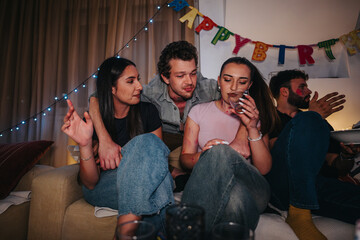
[168,0,360,65]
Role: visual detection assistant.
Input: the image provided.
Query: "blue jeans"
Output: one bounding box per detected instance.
[181,144,270,232]
[82,133,175,233]
[266,111,360,224]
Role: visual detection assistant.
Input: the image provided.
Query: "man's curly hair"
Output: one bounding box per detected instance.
[157,41,198,82]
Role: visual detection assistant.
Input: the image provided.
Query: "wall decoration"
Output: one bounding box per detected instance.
[168,0,360,65]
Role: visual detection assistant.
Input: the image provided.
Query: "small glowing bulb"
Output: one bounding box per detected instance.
[116,55,120,58]
[149,19,153,23]
[34,118,38,122]
[54,96,58,100]
[21,121,26,124]
[157,6,161,10]
[74,88,78,93]
[144,27,148,31]
[43,112,46,116]
[82,84,86,88]
[47,107,51,111]
[16,126,20,130]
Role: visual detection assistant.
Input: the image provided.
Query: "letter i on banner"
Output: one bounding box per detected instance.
[179,6,201,29]
[168,0,189,12]
[318,39,339,60]
[252,41,270,61]
[195,16,217,33]
[297,45,315,65]
[211,26,234,45]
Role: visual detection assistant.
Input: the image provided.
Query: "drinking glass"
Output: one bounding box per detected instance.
[229,90,248,114]
[211,222,254,240]
[116,220,156,240]
[166,203,205,240]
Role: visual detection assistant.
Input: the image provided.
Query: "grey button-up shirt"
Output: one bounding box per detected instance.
[141,72,220,134]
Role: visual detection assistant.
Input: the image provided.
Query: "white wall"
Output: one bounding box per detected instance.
[198,0,360,130]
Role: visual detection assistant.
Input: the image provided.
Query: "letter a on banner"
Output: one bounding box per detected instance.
[297,45,315,65]
[252,42,269,61]
[179,6,201,29]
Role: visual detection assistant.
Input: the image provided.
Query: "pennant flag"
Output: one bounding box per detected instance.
[211,26,234,45]
[233,34,251,55]
[297,45,315,65]
[340,30,360,55]
[273,45,296,64]
[168,0,189,12]
[252,41,270,61]
[179,6,201,29]
[318,39,339,60]
[195,16,217,33]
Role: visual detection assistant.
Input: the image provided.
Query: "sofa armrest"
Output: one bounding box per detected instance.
[14,165,55,191]
[28,164,82,240]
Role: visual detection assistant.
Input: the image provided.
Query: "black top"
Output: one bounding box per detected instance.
[93,102,162,147]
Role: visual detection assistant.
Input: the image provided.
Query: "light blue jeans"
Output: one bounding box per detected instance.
[181,144,270,232]
[82,133,174,233]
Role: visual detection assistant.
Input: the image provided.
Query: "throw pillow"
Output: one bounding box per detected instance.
[0,140,54,199]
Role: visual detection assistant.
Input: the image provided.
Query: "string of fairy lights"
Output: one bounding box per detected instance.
[0,1,171,138]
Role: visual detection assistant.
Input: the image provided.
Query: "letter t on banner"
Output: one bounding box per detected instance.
[211,27,234,45]
[297,45,315,65]
[318,39,339,60]
[168,0,189,12]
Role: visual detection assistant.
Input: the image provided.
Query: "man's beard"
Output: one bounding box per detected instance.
[288,89,310,109]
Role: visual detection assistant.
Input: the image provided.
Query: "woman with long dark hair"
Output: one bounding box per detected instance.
[61,57,174,235]
[180,57,279,232]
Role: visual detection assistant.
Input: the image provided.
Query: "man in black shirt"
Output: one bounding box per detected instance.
[265,69,360,240]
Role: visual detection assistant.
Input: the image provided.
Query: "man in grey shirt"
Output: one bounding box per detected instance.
[89,41,219,169]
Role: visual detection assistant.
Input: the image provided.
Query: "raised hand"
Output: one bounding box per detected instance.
[230,94,259,130]
[61,99,93,147]
[309,91,345,119]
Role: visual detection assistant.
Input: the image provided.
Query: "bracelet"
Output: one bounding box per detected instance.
[247,131,263,142]
[80,155,93,161]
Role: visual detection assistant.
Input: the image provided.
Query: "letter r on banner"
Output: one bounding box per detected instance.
[297,45,315,65]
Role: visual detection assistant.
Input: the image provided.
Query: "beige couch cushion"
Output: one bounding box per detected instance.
[62,198,117,240]
[0,165,54,240]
